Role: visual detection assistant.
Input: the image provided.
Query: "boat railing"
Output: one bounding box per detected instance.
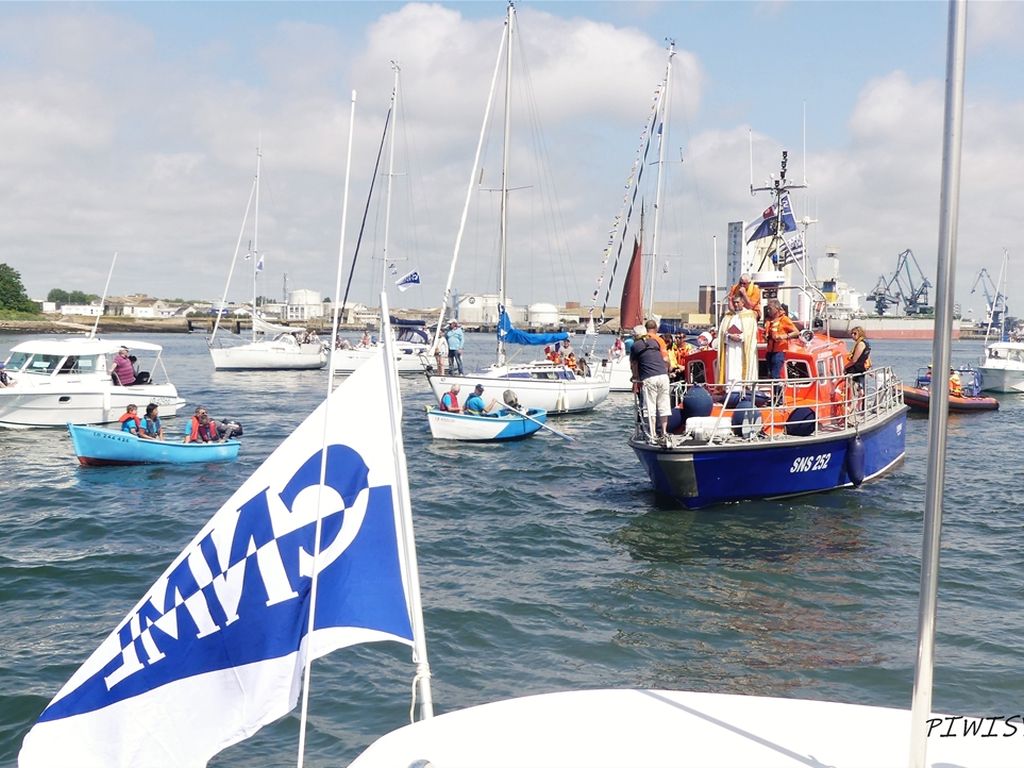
[632,366,904,446]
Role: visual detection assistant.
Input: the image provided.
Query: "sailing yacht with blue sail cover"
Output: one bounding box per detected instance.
[424,3,609,415]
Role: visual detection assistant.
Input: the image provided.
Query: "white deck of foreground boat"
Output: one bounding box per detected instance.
[350,689,1019,768]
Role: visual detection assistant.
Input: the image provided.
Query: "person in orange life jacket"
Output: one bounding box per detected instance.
[186,406,220,443]
[728,273,762,321]
[764,299,800,379]
[118,404,142,436]
[140,402,164,440]
[440,384,461,412]
[844,326,871,417]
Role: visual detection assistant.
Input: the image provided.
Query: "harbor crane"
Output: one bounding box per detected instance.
[866,249,933,315]
[970,267,1008,329]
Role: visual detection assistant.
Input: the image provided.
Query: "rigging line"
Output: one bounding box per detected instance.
[593,83,663,325]
[589,76,665,325]
[340,104,393,317]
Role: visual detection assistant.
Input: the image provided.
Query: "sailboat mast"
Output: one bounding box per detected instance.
[252,143,262,343]
[908,2,966,766]
[381,63,400,332]
[646,41,674,319]
[498,2,514,366]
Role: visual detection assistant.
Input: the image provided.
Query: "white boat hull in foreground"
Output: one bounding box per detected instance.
[351,688,1018,768]
[209,339,326,371]
[427,365,609,415]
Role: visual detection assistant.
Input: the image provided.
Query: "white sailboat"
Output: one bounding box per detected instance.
[332,64,430,376]
[208,145,327,371]
[424,4,610,415]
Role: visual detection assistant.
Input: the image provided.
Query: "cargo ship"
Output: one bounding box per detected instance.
[812,251,960,340]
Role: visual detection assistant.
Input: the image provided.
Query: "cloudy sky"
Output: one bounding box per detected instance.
[1,1,1021,321]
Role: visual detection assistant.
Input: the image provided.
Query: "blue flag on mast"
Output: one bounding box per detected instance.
[395,270,421,292]
[746,193,797,243]
[20,352,416,768]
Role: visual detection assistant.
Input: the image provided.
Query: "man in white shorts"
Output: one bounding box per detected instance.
[629,320,671,444]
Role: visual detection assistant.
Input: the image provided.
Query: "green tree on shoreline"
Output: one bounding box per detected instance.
[0,264,40,314]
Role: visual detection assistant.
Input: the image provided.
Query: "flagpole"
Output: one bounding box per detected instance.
[296,89,357,768]
[381,291,434,720]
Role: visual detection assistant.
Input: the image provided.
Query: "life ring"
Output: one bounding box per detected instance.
[830,380,847,427]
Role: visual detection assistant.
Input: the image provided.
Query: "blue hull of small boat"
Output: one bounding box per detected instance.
[67,423,241,466]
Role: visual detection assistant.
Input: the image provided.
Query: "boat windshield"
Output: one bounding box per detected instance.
[17,353,64,376]
[4,352,32,372]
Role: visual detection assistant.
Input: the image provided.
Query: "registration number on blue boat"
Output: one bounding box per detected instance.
[790,453,832,473]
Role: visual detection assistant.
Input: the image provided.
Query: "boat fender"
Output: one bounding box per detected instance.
[676,386,713,433]
[846,435,866,486]
[785,406,817,437]
[731,398,762,439]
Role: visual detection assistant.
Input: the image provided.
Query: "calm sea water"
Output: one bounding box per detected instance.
[1,331,1021,767]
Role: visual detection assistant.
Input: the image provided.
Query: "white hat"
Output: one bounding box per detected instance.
[632,324,646,337]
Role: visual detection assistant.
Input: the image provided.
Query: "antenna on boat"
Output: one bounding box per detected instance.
[909,3,966,766]
[296,89,358,768]
[90,252,117,338]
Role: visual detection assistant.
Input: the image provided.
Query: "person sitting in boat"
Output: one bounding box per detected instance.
[111,347,138,386]
[728,273,762,321]
[186,406,220,443]
[140,402,164,441]
[696,330,715,349]
[576,354,591,377]
[565,352,579,372]
[440,384,461,413]
[609,337,625,360]
[358,331,372,348]
[464,384,501,415]
[0,361,13,387]
[949,369,963,398]
[118,404,142,436]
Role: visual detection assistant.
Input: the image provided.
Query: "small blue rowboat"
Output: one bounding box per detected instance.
[426,407,547,442]
[67,423,241,466]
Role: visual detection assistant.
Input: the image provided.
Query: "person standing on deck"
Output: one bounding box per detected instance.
[630,322,671,444]
[728,273,762,321]
[446,321,465,375]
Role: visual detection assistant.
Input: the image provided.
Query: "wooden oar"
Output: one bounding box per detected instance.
[506,405,575,441]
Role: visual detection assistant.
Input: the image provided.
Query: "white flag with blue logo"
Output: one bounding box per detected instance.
[20,351,415,767]
[255,253,264,273]
[395,270,420,292]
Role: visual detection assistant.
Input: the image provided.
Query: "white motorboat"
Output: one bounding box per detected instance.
[979,339,1024,392]
[332,322,430,375]
[207,145,327,372]
[0,337,185,429]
